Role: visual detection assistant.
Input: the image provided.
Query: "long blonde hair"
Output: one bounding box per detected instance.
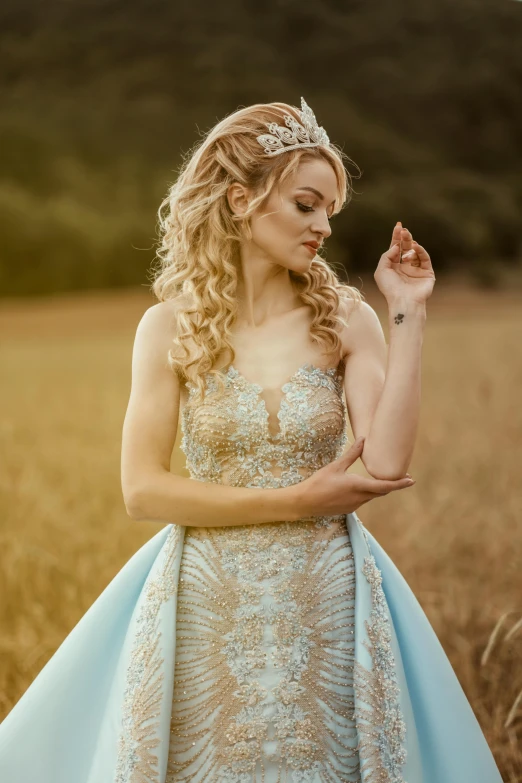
[150,100,364,400]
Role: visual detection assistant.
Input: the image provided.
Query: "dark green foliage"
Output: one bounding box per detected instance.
[0,0,520,295]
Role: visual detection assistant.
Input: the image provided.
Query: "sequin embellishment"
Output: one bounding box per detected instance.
[180,363,348,493]
[116,524,182,783]
[167,362,362,781]
[352,552,407,783]
[167,522,361,782]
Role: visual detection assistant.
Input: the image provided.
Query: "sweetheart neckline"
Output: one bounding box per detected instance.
[183,361,346,444]
[221,362,344,441]
[223,361,342,395]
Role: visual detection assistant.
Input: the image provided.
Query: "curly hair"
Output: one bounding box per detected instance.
[150,100,364,401]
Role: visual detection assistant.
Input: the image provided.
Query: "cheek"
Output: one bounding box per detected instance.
[271,203,303,237]
[252,205,298,246]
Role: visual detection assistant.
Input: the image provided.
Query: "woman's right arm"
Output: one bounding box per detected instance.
[121,302,414,528]
[121,301,302,528]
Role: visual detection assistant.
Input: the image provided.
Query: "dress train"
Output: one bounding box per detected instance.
[0,515,503,783]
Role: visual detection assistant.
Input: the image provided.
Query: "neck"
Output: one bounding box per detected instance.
[235,249,301,328]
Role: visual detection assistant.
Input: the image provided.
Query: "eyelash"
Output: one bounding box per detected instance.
[296,201,333,221]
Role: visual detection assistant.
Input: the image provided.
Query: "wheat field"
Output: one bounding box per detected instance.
[0,283,521,780]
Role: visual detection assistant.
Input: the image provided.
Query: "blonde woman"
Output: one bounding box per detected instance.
[0,99,503,783]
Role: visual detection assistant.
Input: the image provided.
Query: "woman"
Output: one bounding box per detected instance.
[0,98,503,783]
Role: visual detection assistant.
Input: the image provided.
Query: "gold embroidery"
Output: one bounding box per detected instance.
[116,524,182,783]
[167,363,363,781]
[352,553,407,783]
[180,363,348,498]
[167,520,361,782]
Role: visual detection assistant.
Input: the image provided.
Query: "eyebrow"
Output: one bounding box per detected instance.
[295,186,335,206]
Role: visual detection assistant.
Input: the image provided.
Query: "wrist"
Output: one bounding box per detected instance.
[387,297,427,315]
[281,482,310,521]
[387,297,427,326]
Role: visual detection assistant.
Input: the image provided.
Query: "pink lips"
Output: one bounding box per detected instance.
[303,243,317,255]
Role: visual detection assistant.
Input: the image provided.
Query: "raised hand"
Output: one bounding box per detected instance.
[374,221,436,305]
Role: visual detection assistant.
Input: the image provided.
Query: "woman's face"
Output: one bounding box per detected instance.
[247,157,338,272]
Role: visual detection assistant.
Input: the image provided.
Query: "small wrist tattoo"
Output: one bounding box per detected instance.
[394,313,405,325]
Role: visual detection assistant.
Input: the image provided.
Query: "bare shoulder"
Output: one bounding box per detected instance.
[130,299,188,383]
[134,297,190,352]
[137,298,182,335]
[337,297,386,360]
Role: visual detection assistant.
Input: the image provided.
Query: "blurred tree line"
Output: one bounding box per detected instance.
[0,0,521,296]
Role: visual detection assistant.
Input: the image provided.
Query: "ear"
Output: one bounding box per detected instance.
[227,182,252,217]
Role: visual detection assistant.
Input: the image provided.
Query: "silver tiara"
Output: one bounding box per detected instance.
[256,96,330,157]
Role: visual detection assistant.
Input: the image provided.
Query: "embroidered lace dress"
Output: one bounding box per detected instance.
[0,366,505,783]
[166,363,362,782]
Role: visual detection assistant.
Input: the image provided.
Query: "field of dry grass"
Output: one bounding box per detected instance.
[0,282,521,780]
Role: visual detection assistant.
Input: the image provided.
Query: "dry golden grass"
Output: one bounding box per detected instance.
[0,283,521,780]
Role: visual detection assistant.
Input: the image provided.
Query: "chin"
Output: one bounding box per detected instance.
[285,260,312,274]
[286,250,315,272]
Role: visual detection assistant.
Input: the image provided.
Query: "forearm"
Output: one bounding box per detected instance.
[362,297,426,480]
[125,470,302,527]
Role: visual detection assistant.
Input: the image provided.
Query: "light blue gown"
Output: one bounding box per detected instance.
[0,363,504,782]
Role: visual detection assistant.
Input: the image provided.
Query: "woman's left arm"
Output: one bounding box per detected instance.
[343,222,435,480]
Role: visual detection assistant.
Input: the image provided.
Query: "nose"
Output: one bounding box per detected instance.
[311,210,332,239]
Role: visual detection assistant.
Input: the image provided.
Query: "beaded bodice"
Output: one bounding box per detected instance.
[180,362,348,491]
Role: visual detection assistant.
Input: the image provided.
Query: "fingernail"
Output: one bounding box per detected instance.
[407,479,415,485]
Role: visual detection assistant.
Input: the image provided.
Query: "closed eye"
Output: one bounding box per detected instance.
[296,202,334,220]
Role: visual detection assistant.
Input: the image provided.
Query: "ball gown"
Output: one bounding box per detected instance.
[0,362,504,782]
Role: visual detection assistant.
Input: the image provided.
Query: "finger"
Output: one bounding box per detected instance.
[381,477,416,493]
[401,248,420,266]
[411,241,432,268]
[382,242,401,265]
[337,436,365,469]
[389,222,402,249]
[399,228,413,262]
[356,476,415,495]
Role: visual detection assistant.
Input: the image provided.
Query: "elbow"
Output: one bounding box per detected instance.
[361,453,408,482]
[366,468,406,481]
[123,487,148,520]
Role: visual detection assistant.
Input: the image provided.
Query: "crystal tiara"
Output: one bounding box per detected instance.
[256,97,330,157]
